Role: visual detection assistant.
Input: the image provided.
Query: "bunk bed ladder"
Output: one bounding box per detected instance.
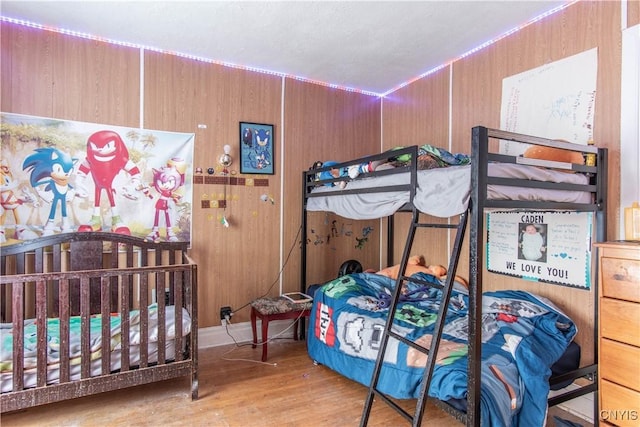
[360,206,468,427]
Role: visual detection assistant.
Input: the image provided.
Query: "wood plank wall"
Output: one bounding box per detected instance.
[143,51,285,324]
[0,23,140,126]
[282,80,381,290]
[630,0,640,27]
[382,1,633,364]
[0,22,381,328]
[1,0,637,339]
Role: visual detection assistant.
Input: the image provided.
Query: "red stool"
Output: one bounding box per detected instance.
[250,297,312,361]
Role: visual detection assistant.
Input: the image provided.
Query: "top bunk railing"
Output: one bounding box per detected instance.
[472,126,608,213]
[302,127,606,223]
[303,146,419,199]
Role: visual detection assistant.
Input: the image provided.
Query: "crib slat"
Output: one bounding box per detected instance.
[59,279,70,383]
[0,254,6,323]
[139,246,149,366]
[0,284,7,323]
[125,243,133,268]
[69,240,102,315]
[188,262,198,400]
[108,240,119,313]
[168,249,176,304]
[11,282,25,391]
[120,274,130,372]
[80,276,91,379]
[34,247,43,273]
[140,247,148,269]
[52,243,62,316]
[52,243,61,271]
[169,249,176,265]
[157,269,166,364]
[125,243,134,311]
[107,240,117,268]
[36,279,47,388]
[100,276,111,375]
[15,252,25,275]
[174,272,184,362]
[140,272,149,368]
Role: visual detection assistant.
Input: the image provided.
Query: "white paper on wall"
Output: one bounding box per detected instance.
[499,48,598,155]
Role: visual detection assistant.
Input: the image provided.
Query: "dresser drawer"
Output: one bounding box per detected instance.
[600,298,640,346]
[601,257,640,303]
[600,379,640,426]
[600,339,640,391]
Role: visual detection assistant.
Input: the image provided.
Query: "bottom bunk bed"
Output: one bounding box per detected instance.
[307,271,581,427]
[0,232,198,413]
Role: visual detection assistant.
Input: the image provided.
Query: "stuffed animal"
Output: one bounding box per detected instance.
[347,160,384,179]
[522,143,584,173]
[376,255,469,291]
[311,161,349,188]
[376,255,446,280]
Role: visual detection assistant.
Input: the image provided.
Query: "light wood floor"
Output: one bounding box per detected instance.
[2,339,591,426]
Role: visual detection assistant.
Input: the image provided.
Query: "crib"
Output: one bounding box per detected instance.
[0,232,198,413]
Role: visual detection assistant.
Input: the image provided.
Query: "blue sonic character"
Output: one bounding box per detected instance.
[23,148,78,236]
[250,128,272,170]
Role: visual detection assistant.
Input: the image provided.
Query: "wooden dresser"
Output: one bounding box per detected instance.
[596,241,640,426]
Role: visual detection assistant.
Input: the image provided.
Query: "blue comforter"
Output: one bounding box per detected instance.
[307,272,576,426]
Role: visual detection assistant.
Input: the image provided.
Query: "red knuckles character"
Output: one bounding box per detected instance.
[76,130,141,234]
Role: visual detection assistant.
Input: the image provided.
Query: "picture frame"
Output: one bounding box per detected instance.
[239,122,274,174]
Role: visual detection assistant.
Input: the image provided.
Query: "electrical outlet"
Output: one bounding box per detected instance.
[220,306,232,321]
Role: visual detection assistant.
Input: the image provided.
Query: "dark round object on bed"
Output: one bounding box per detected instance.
[338,259,363,277]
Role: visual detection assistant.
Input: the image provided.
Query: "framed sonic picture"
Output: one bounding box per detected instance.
[239,122,274,174]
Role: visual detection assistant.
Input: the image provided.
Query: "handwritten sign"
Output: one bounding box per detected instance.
[487,211,593,288]
[500,48,598,155]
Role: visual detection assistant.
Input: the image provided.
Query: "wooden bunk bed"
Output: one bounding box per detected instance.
[0,232,198,413]
[301,126,607,426]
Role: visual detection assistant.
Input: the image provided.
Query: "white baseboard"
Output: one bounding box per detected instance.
[198,319,298,348]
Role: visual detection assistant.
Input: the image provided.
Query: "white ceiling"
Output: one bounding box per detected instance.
[1,0,570,95]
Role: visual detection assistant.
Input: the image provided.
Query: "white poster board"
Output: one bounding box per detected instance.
[500,48,598,155]
[487,211,593,288]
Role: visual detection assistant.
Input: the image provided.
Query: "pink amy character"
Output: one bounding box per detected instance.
[145,158,186,243]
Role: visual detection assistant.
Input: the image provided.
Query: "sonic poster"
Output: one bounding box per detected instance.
[239,122,274,175]
[486,211,593,288]
[0,112,194,244]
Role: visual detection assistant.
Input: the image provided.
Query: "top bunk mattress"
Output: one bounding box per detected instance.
[306,163,591,219]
